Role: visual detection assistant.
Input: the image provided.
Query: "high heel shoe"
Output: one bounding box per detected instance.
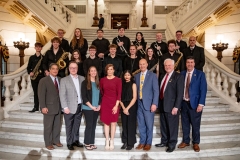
[105,139,110,150]
[109,139,114,150]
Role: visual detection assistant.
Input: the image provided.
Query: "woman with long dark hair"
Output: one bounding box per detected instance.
[81,66,101,150]
[146,47,159,77]
[70,28,88,61]
[132,32,147,58]
[71,49,84,76]
[120,70,137,150]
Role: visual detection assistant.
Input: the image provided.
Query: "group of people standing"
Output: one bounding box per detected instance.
[26,27,207,153]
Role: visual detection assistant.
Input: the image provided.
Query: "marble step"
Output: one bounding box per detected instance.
[1,118,240,133]
[0,151,239,160]
[0,138,239,159]
[0,127,239,146]
[9,109,240,123]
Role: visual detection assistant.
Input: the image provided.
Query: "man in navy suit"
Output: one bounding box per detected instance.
[178,56,207,152]
[183,36,205,71]
[155,58,184,152]
[135,59,159,151]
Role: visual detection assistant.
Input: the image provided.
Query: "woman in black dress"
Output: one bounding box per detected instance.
[146,47,159,77]
[71,49,84,76]
[70,28,88,61]
[132,32,147,58]
[119,70,137,150]
[123,45,141,74]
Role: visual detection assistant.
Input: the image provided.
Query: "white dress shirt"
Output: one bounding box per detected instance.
[70,74,81,104]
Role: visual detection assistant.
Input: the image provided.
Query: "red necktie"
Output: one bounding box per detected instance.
[160,74,169,99]
[54,78,59,92]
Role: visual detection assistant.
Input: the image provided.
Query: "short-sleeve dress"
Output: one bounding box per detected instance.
[100,76,122,125]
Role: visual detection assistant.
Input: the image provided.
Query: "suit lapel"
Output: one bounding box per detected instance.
[68,75,78,93]
[190,69,197,86]
[165,72,175,91]
[143,71,149,88]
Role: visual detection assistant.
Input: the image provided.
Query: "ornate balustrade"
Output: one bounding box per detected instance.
[1,0,77,119]
[166,0,240,112]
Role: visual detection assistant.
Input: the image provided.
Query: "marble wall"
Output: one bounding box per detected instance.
[0,6,36,74]
[204,9,240,71]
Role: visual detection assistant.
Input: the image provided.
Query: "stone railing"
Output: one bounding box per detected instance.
[166,0,228,39]
[1,0,77,118]
[166,0,240,112]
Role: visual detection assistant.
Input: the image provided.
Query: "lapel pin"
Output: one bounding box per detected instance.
[194,74,196,76]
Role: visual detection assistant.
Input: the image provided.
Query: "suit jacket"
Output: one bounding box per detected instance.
[59,75,85,114]
[183,45,205,71]
[181,69,207,109]
[159,71,184,113]
[38,76,61,115]
[135,70,159,110]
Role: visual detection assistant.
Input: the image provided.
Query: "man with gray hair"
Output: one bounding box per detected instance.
[155,58,184,152]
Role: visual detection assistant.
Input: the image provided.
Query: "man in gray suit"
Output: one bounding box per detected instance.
[60,61,85,150]
[38,63,62,150]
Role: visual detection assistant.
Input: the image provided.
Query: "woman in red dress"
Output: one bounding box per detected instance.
[100,64,122,150]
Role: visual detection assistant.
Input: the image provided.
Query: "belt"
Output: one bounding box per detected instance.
[183,100,190,104]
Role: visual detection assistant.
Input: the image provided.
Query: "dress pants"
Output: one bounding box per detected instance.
[159,100,179,148]
[31,76,42,110]
[137,100,155,145]
[64,104,82,145]
[121,101,137,146]
[43,109,61,147]
[181,101,202,144]
[82,109,99,144]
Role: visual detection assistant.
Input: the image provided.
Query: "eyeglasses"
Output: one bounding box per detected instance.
[69,67,78,70]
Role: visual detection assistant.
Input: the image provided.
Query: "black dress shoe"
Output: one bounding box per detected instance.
[29,108,39,113]
[67,144,74,150]
[73,141,83,147]
[166,147,175,152]
[121,143,127,149]
[155,143,166,147]
[126,145,133,150]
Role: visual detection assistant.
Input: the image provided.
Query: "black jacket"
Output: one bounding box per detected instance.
[83,57,102,77]
[183,45,205,71]
[103,56,122,77]
[69,38,88,61]
[91,38,110,58]
[81,80,101,105]
[27,54,44,79]
[112,36,131,60]
[150,41,168,57]
[176,40,187,53]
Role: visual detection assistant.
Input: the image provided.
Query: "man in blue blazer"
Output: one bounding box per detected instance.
[155,58,184,152]
[178,56,207,152]
[135,59,159,151]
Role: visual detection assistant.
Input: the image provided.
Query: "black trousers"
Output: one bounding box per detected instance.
[181,101,202,144]
[64,104,82,145]
[159,100,179,148]
[31,76,42,110]
[43,109,61,147]
[82,109,99,144]
[120,101,137,146]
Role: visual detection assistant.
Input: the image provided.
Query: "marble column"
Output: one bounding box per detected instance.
[141,0,148,27]
[92,0,99,27]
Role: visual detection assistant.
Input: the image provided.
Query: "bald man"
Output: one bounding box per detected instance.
[183,36,205,71]
[150,32,168,57]
[134,59,159,151]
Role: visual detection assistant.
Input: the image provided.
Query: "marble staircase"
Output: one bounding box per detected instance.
[0,91,240,159]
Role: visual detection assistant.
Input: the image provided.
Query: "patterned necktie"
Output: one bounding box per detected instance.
[185,73,191,99]
[139,73,145,99]
[160,74,169,99]
[54,78,59,92]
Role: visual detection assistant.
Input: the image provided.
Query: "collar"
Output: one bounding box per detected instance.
[70,74,78,79]
[141,69,148,75]
[187,68,194,74]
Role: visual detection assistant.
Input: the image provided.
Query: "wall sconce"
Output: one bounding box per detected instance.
[212,35,228,62]
[13,33,29,67]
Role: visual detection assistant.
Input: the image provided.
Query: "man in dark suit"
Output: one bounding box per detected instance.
[59,61,85,150]
[98,14,104,29]
[135,59,159,151]
[38,63,62,150]
[183,36,205,71]
[175,30,187,53]
[178,56,207,152]
[155,58,184,152]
